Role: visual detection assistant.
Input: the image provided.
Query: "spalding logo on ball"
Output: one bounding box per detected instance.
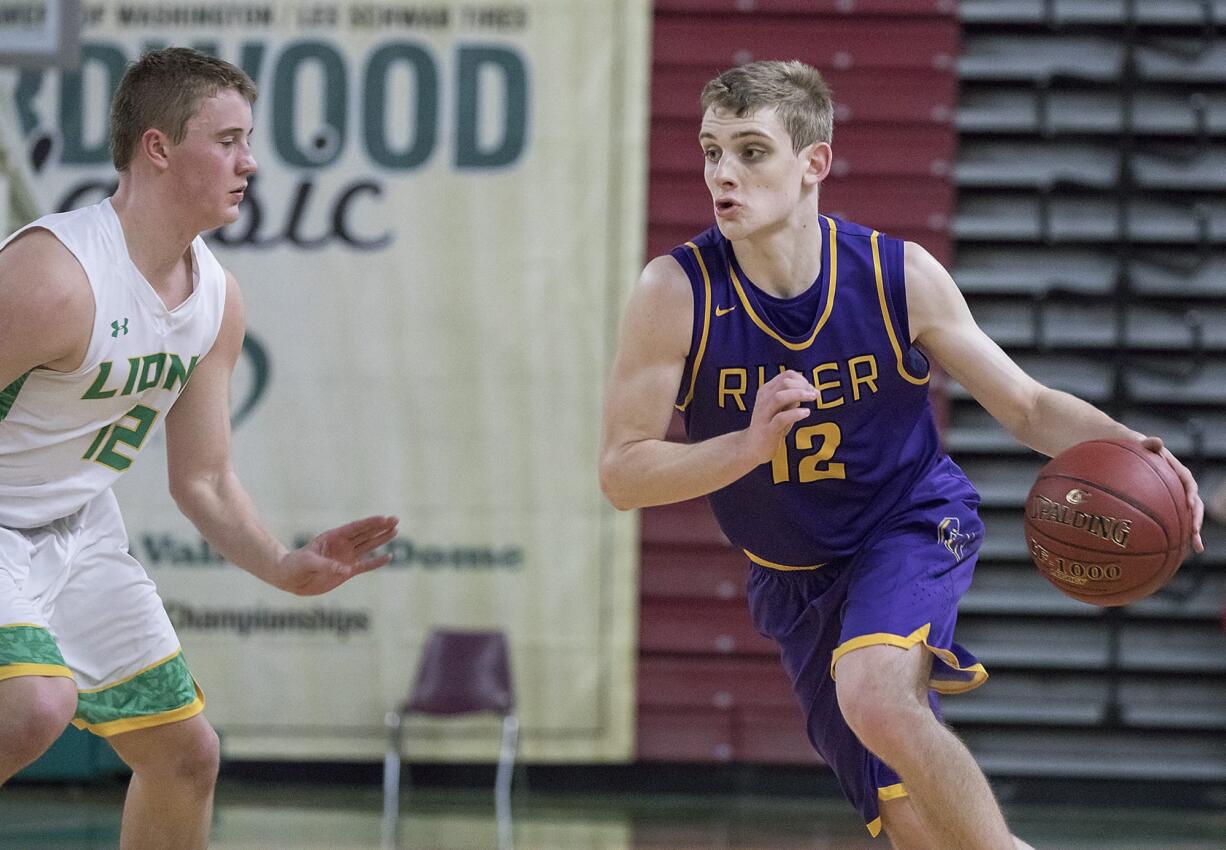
[1023,439,1191,606]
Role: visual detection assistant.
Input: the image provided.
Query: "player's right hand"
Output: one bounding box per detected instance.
[277,515,400,595]
[741,370,818,465]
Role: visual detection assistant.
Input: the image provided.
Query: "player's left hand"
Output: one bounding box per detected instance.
[1140,436,1204,554]
[278,515,400,595]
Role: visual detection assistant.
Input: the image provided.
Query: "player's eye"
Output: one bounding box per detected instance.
[703,147,720,162]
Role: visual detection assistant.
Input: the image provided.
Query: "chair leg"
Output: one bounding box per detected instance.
[382,711,404,848]
[495,714,519,850]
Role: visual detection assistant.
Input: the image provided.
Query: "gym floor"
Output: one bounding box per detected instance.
[2,779,1224,849]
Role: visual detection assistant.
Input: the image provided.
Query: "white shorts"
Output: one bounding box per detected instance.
[0,489,202,736]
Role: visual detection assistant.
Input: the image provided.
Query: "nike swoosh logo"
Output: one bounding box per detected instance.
[715,304,736,316]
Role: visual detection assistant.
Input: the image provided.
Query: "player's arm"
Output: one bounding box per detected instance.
[906,241,1203,551]
[599,255,817,510]
[164,270,399,595]
[0,230,93,389]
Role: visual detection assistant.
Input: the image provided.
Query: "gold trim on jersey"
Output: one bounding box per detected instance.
[744,549,827,571]
[871,231,929,385]
[676,242,713,413]
[728,214,839,351]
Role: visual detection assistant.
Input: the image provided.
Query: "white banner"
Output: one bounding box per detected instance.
[2,0,647,761]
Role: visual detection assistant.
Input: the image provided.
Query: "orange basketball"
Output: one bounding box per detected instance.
[1023,439,1190,606]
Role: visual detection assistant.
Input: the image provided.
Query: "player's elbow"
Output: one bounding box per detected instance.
[168,478,207,522]
[168,467,226,521]
[994,384,1046,448]
[599,469,634,511]
[598,452,639,511]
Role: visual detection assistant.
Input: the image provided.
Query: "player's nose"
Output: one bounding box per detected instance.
[239,153,258,175]
[711,155,737,187]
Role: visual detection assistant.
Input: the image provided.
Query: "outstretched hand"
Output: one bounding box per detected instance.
[1141,436,1204,554]
[278,515,400,595]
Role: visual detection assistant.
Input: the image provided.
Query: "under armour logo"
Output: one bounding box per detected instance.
[111,319,129,337]
[937,516,976,560]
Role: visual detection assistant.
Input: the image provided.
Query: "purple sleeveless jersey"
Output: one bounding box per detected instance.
[673,214,970,567]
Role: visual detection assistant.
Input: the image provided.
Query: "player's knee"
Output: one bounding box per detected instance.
[838,686,908,757]
[176,722,221,790]
[152,721,220,793]
[836,666,928,759]
[1,680,77,766]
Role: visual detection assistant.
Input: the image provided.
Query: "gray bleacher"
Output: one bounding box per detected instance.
[951,0,1226,788]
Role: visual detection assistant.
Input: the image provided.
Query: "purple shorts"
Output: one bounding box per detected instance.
[745,470,987,837]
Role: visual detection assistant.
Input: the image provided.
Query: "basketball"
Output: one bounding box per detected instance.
[1023,439,1190,606]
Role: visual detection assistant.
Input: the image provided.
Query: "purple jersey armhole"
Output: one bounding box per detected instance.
[670,243,707,410]
[882,234,911,344]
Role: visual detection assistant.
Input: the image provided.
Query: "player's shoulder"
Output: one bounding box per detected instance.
[624,254,694,333]
[2,224,79,263]
[902,239,949,283]
[0,227,91,308]
[636,253,693,309]
[640,253,688,287]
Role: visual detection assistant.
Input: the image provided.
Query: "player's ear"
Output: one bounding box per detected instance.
[802,141,832,185]
[139,128,172,171]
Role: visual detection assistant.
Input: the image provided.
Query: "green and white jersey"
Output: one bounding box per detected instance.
[0,199,226,528]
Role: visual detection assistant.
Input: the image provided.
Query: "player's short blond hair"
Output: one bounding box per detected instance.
[110,47,257,171]
[700,60,834,151]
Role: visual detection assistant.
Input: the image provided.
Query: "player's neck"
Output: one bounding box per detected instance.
[110,184,198,295]
[730,209,823,299]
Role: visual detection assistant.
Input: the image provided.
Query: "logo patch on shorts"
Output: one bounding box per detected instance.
[938,516,976,560]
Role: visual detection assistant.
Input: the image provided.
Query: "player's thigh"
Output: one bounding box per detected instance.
[48,493,200,737]
[836,641,932,694]
[0,522,76,684]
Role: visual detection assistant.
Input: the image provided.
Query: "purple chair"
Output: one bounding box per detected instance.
[382,629,518,848]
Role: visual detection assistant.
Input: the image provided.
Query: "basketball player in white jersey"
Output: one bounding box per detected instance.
[0,48,399,848]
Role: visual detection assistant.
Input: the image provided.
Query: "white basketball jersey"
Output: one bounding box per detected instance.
[0,199,227,528]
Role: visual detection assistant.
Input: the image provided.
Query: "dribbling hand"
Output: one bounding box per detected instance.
[741,370,817,466]
[1140,436,1204,553]
[278,515,400,595]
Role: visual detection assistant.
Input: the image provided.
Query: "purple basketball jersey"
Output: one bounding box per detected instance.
[672,215,970,568]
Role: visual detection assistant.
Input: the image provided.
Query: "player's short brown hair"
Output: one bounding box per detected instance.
[110,47,257,171]
[700,60,834,151]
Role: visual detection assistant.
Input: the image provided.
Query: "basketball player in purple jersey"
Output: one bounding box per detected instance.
[600,60,1203,849]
